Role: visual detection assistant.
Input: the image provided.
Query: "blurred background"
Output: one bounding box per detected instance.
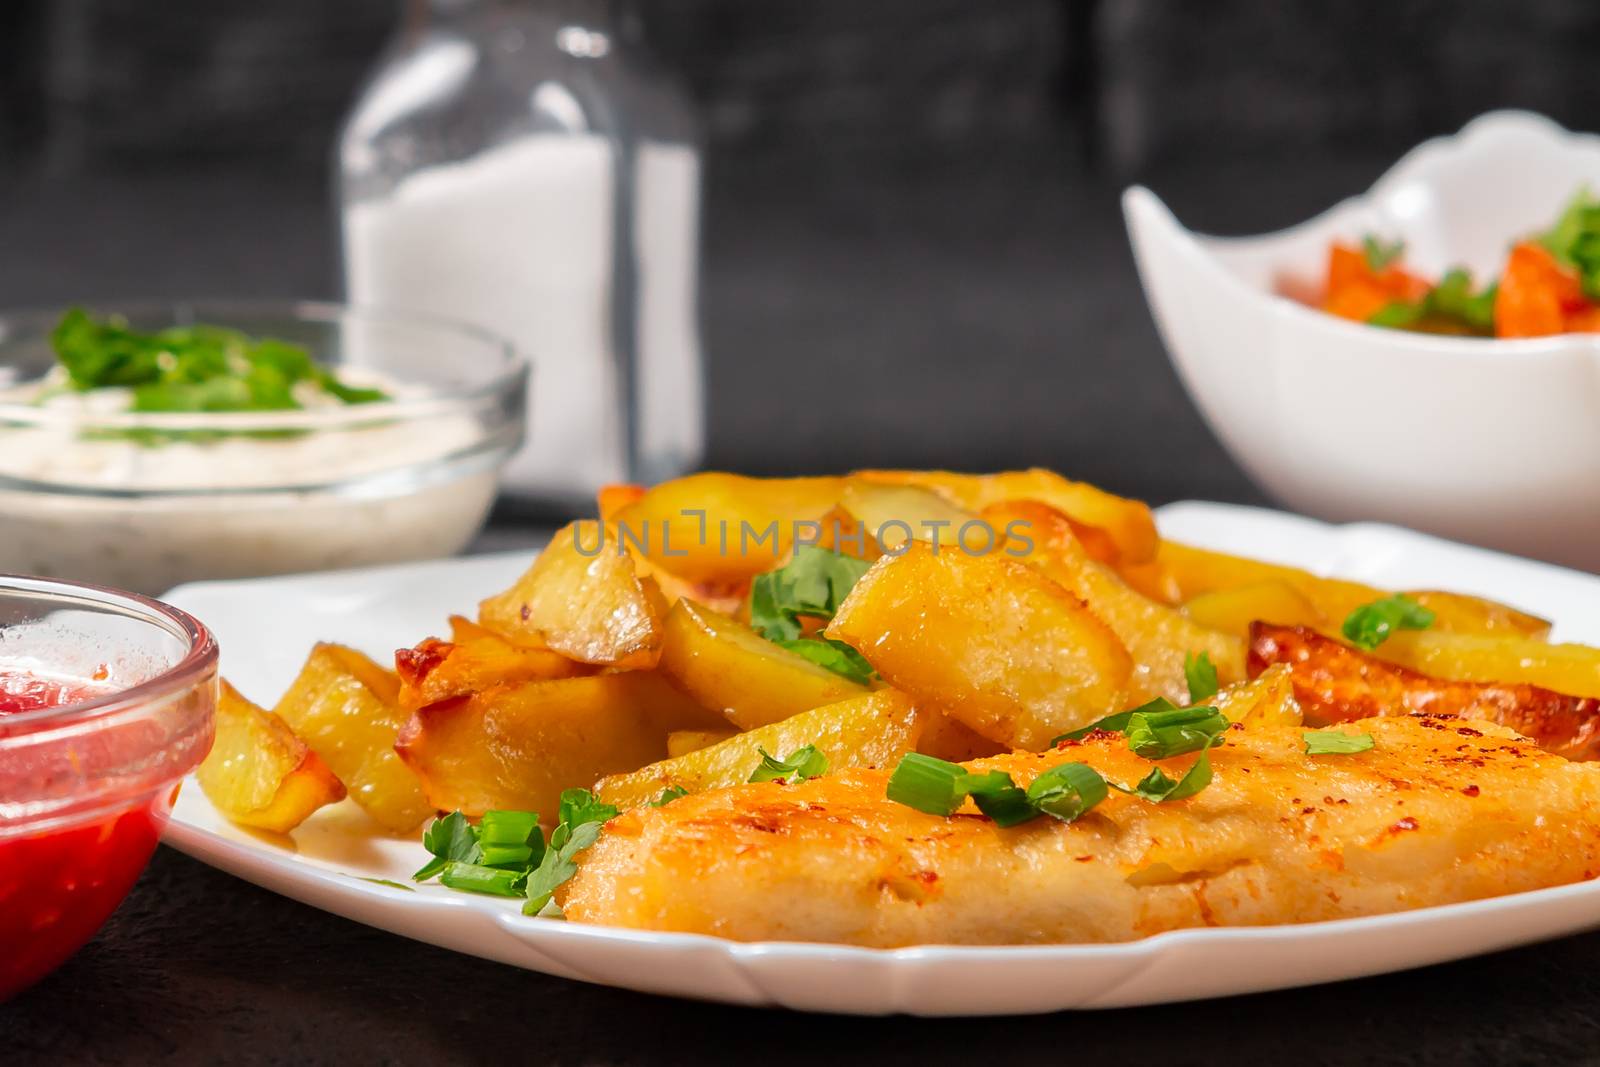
[2,0,1598,509]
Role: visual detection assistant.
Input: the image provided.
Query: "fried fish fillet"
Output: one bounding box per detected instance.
[559,716,1600,946]
[1249,623,1600,761]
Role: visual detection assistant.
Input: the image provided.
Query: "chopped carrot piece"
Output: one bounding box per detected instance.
[1495,243,1586,338]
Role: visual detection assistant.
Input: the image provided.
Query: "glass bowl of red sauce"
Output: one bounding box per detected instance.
[0,575,217,1000]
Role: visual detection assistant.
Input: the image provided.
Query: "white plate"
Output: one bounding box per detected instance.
[160,502,1600,1014]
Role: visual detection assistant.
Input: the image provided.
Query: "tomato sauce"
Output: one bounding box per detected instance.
[0,670,169,1001]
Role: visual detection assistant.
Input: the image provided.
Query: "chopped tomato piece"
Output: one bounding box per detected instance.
[1320,242,1431,323]
[1495,242,1595,338]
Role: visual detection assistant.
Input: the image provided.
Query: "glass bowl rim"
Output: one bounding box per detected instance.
[0,573,219,736]
[0,298,528,435]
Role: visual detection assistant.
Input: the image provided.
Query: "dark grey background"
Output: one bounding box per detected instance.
[7,2,1600,1063]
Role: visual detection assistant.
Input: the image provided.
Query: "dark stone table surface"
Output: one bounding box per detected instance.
[5,156,1599,1065]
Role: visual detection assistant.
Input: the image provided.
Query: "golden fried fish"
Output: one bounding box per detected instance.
[560,716,1600,946]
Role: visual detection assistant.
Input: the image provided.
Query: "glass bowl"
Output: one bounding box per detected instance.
[0,574,218,1000]
[0,301,527,594]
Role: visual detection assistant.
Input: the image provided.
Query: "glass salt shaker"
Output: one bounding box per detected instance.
[337,0,704,512]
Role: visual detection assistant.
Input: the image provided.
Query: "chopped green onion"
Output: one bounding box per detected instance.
[1341,594,1435,651]
[439,861,526,897]
[963,770,1040,828]
[1025,762,1109,823]
[477,809,541,848]
[749,744,829,784]
[1117,734,1224,802]
[886,752,970,816]
[1304,730,1375,755]
[1124,705,1228,760]
[1184,651,1219,704]
[479,843,538,870]
[1051,698,1175,746]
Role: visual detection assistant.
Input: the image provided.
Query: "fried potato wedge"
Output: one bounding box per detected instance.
[658,598,870,730]
[668,729,739,758]
[1156,541,1385,621]
[396,617,591,711]
[478,520,667,668]
[811,505,882,562]
[396,672,714,819]
[916,711,1006,762]
[1156,542,1548,639]
[596,689,925,811]
[274,644,432,832]
[1248,623,1600,760]
[1369,630,1600,699]
[991,500,1244,704]
[839,480,977,552]
[611,473,847,585]
[597,483,646,522]
[826,541,1131,750]
[1212,664,1302,728]
[197,680,346,834]
[1401,592,1551,640]
[1182,581,1326,641]
[851,468,1158,564]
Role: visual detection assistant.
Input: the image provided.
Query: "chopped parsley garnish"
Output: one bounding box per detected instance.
[1341,594,1435,650]
[1362,235,1406,272]
[412,790,617,916]
[1183,650,1219,704]
[46,308,390,434]
[748,546,876,684]
[749,745,829,784]
[1303,729,1375,755]
[650,785,689,807]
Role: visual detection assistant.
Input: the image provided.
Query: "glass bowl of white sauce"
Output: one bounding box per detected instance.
[0,301,526,594]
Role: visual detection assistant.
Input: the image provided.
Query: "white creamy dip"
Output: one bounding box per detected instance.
[0,377,500,594]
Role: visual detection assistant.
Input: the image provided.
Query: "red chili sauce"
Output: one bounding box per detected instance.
[0,669,168,1000]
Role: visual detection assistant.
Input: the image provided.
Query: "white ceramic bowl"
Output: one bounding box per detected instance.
[1124,110,1600,571]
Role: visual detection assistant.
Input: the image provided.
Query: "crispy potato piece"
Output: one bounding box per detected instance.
[197,681,346,834]
[1211,664,1302,728]
[1154,543,1548,640]
[1116,558,1182,605]
[396,617,591,710]
[991,500,1244,704]
[1156,541,1385,621]
[629,551,750,617]
[478,521,667,668]
[826,541,1131,750]
[612,473,847,584]
[275,644,432,832]
[839,480,977,552]
[1182,581,1325,641]
[597,483,646,522]
[1248,623,1600,760]
[1369,630,1600,699]
[851,468,1158,564]
[658,599,870,730]
[1401,591,1551,640]
[596,690,925,810]
[811,505,882,562]
[916,711,1006,762]
[667,729,739,758]
[396,672,714,818]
